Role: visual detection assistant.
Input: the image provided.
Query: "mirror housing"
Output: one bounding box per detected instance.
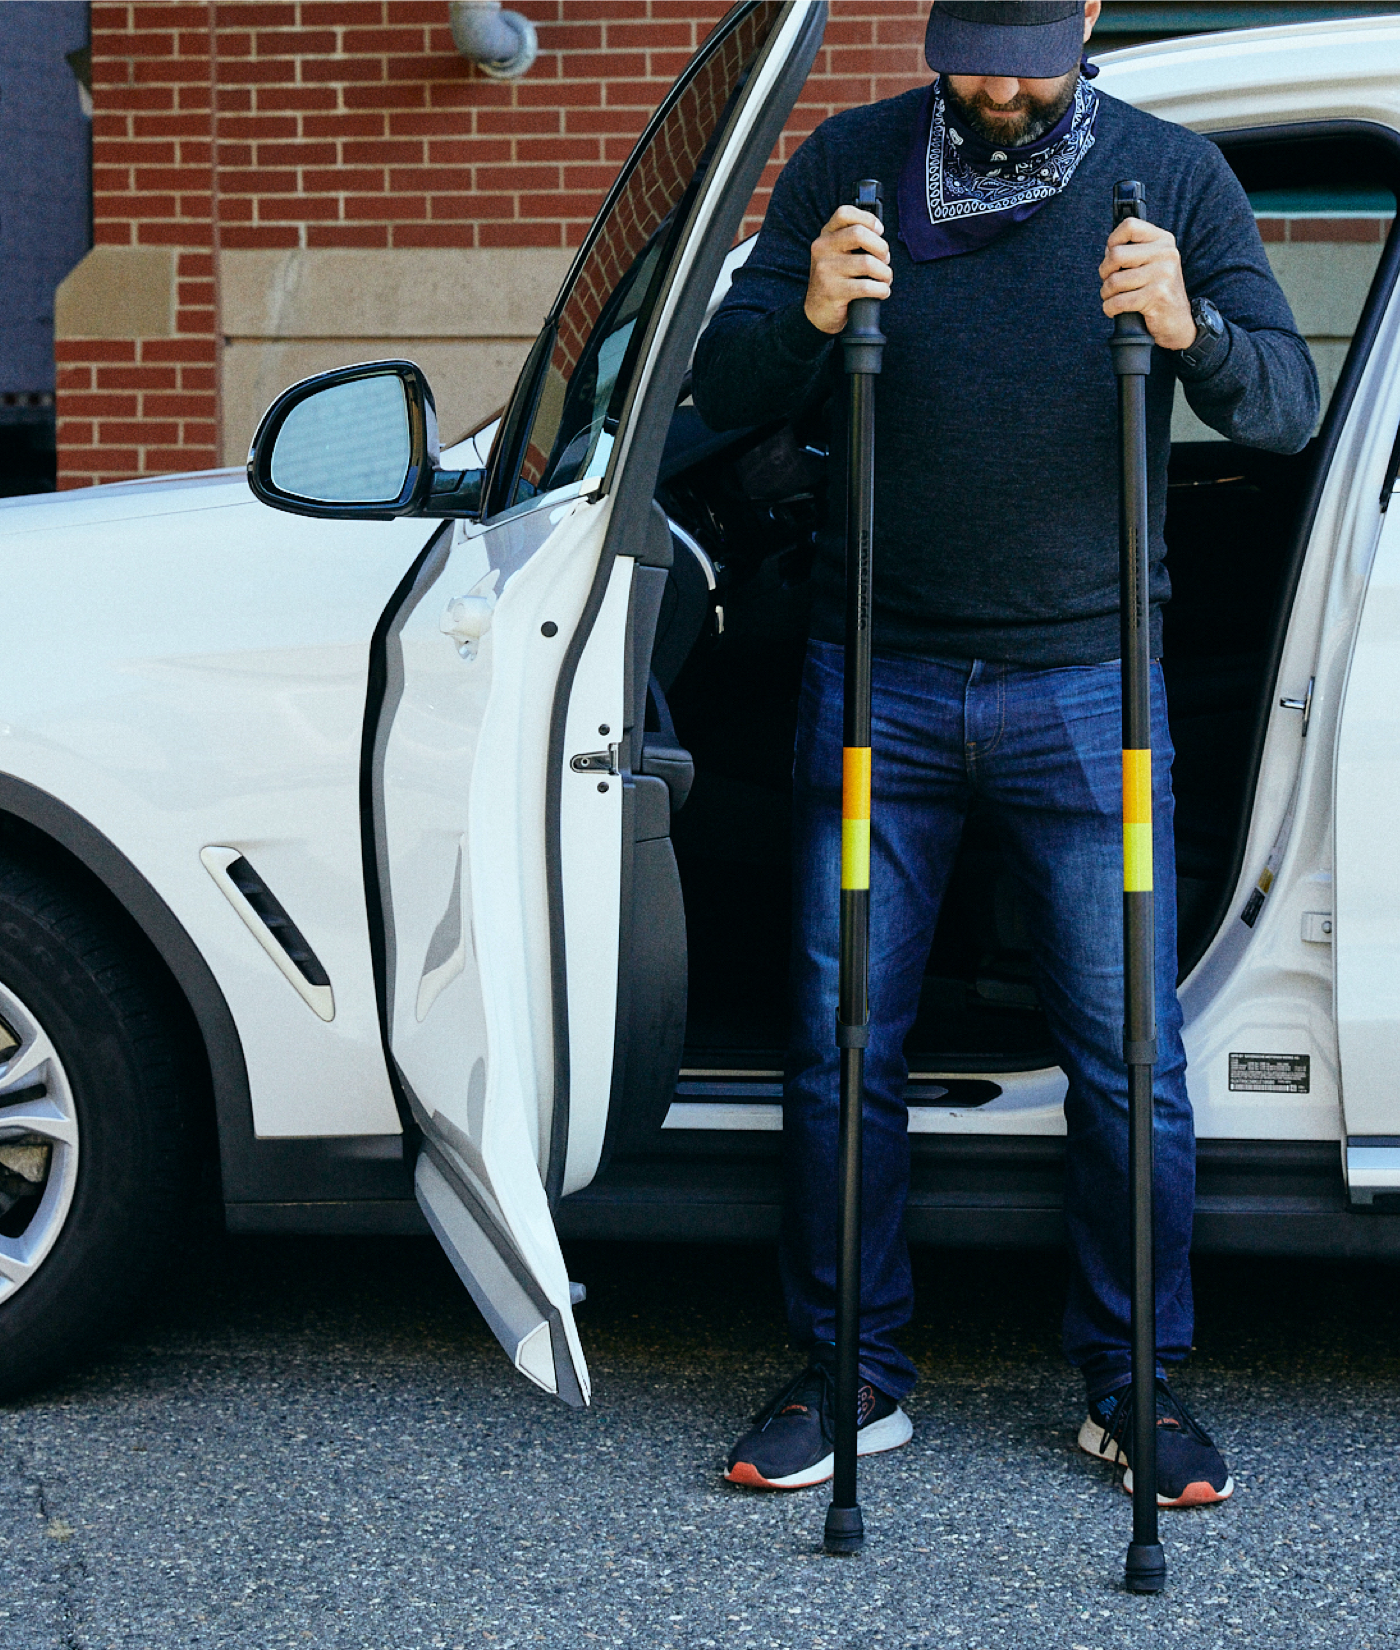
[247,360,484,521]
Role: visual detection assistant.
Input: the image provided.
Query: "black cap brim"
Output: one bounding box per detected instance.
[924,6,1085,78]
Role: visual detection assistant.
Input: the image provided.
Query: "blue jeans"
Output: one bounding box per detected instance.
[781,642,1195,1402]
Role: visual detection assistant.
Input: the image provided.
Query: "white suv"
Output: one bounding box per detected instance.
[3,3,1400,1404]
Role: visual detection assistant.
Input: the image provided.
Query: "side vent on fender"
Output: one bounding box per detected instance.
[200,846,335,1022]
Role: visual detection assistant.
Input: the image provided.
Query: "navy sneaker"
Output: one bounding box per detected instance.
[1079,1378,1234,1508]
[725,1350,912,1490]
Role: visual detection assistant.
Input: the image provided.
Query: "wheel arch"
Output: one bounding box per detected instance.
[0,773,249,1196]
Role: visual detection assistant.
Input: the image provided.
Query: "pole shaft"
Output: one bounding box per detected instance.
[1121,363,1157,1558]
[1111,179,1165,1594]
[825,180,884,1557]
[832,367,874,1515]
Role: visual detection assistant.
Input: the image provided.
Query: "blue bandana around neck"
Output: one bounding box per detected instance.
[898,65,1100,263]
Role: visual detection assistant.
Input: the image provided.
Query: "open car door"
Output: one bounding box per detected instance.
[367,1,827,1403]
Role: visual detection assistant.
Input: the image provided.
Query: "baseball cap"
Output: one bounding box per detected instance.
[924,2,1087,79]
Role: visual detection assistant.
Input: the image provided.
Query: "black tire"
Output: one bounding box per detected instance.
[0,851,197,1398]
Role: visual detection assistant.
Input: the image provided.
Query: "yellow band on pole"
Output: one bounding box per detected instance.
[842,820,870,891]
[842,747,871,891]
[1123,823,1153,892]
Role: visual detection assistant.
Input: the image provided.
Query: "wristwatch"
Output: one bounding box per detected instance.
[1177,295,1229,375]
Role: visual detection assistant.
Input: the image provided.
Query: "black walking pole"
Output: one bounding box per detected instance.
[1109,179,1167,1597]
[823,177,885,1559]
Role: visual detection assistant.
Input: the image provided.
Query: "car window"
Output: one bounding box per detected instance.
[1174,181,1398,442]
[487,0,784,515]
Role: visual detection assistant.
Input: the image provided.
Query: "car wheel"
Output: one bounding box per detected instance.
[0,852,196,1397]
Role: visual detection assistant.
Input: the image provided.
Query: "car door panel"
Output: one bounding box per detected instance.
[370,1,828,1401]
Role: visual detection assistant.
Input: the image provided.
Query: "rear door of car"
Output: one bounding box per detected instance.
[368,0,827,1403]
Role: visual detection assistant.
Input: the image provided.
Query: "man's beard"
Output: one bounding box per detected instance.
[943,70,1079,148]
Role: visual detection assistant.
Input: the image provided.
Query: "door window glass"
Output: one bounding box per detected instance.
[489,1,784,514]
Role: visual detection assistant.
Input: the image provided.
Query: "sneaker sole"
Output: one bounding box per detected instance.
[1077,1415,1234,1508]
[725,1406,913,1491]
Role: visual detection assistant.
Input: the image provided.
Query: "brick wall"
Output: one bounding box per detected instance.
[55,1,929,487]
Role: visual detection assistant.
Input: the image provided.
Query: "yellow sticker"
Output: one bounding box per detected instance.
[1124,822,1153,892]
[842,819,870,891]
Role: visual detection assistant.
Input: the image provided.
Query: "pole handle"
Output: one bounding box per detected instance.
[1110,178,1154,368]
[844,179,887,377]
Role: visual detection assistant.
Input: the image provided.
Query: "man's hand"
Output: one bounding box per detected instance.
[1100,217,1195,351]
[804,205,892,335]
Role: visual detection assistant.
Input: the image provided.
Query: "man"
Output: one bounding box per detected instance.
[692,0,1317,1506]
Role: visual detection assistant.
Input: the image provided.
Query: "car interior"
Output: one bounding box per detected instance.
[633,129,1400,1102]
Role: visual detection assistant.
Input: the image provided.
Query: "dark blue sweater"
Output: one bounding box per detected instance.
[692,87,1319,665]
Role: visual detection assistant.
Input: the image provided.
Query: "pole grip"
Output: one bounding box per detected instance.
[1109,179,1154,374]
[844,179,887,377]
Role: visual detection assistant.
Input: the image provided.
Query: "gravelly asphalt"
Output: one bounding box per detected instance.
[4,1232,1400,1649]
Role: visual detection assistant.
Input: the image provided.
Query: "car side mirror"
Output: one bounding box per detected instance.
[247,360,484,520]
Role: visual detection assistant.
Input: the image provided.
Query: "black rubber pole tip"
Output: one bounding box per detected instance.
[1125,1541,1167,1594]
[823,1503,865,1556]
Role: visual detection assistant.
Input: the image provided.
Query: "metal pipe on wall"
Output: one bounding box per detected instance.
[449,0,539,80]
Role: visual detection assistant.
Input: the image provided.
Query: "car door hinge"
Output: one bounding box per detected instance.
[569,743,620,776]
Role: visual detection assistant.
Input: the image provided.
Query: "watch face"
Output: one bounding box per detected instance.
[1194,297,1225,338]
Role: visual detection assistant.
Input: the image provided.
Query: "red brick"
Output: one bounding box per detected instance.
[63,392,139,417]
[480,220,566,248]
[389,112,477,138]
[389,164,474,191]
[1289,217,1385,243]
[100,420,181,444]
[57,339,137,363]
[216,4,298,27]
[133,4,209,27]
[346,192,423,219]
[82,447,141,469]
[427,137,512,165]
[253,140,339,166]
[254,87,339,113]
[108,87,178,111]
[252,28,339,55]
[219,226,300,248]
[137,222,215,246]
[98,365,179,391]
[57,366,94,391]
[562,164,622,192]
[301,58,388,86]
[342,138,424,164]
[258,196,343,220]
[56,420,96,445]
[302,167,389,193]
[137,391,212,419]
[476,108,563,136]
[215,60,298,85]
[298,1,385,22]
[220,167,300,192]
[307,224,390,247]
[341,26,430,52]
[142,338,218,362]
[301,114,389,139]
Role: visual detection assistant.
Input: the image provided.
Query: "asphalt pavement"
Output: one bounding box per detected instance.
[4,1228,1400,1649]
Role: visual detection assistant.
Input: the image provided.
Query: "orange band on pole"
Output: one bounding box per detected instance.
[843,747,871,820]
[1122,748,1152,825]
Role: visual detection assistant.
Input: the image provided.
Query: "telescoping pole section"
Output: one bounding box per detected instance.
[1108,178,1166,1597]
[824,177,886,1559]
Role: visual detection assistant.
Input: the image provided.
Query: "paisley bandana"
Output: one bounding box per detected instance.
[898,69,1099,263]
